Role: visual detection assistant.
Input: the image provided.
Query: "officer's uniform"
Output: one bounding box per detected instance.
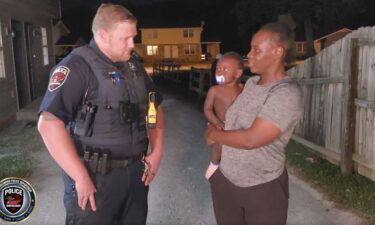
[38,39,162,225]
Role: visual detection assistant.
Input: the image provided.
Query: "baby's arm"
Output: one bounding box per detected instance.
[204,87,224,130]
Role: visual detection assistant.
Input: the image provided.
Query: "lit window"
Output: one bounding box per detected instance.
[41,27,49,66]
[147,30,158,39]
[297,43,302,52]
[0,20,5,78]
[184,45,195,55]
[147,45,158,55]
[183,29,194,38]
[296,43,307,53]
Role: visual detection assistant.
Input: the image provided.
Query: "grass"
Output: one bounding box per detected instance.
[286,141,375,223]
[0,154,34,180]
[0,121,43,180]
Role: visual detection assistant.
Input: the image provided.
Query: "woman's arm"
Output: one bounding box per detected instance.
[205,116,281,150]
[205,83,303,150]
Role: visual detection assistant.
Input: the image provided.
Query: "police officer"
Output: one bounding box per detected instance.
[38,3,164,225]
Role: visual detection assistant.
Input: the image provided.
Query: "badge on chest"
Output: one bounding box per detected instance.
[108,71,121,85]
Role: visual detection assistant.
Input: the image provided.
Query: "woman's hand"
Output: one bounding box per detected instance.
[214,121,225,130]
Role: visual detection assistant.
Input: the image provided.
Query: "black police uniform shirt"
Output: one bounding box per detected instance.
[38,40,162,126]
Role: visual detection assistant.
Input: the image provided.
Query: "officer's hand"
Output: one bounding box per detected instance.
[75,176,97,211]
[142,153,161,186]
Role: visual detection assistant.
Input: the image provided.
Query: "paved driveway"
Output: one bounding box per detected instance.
[5,92,363,225]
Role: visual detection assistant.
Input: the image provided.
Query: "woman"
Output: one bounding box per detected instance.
[205,21,303,225]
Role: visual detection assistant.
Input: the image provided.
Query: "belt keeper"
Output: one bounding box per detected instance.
[83,150,90,162]
[97,157,103,174]
[100,153,109,174]
[91,152,99,173]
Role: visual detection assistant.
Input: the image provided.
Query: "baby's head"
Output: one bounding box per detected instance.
[215,52,243,84]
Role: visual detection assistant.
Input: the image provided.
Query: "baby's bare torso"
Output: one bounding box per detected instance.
[213,84,243,122]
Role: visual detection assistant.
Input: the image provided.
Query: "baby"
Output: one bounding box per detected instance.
[204,52,244,179]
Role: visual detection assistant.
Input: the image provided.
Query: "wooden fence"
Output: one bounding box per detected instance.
[153,61,182,84]
[189,67,211,99]
[287,26,375,181]
[152,61,213,99]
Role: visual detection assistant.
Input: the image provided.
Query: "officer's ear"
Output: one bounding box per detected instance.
[96,29,110,44]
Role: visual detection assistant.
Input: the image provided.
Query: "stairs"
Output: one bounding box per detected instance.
[16,97,42,121]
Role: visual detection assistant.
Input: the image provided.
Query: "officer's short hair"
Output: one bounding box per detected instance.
[92,3,137,33]
[221,51,244,70]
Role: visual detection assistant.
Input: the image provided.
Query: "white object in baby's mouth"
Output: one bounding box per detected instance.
[215,75,225,84]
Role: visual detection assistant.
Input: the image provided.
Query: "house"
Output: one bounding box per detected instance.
[53,20,70,45]
[53,20,70,58]
[0,0,60,129]
[53,20,88,62]
[295,28,352,58]
[134,22,221,63]
[55,34,87,62]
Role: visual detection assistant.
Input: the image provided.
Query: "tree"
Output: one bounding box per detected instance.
[232,0,359,57]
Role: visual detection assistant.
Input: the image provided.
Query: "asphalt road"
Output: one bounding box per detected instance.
[6,91,363,225]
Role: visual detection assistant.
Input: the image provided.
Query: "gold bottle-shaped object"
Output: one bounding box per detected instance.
[147,92,157,128]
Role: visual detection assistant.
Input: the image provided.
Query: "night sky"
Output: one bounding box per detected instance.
[61,0,375,56]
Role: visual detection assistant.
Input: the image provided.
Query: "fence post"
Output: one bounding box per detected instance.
[200,69,204,96]
[340,38,359,175]
[189,67,193,92]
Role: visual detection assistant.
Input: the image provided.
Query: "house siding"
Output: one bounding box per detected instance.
[0,0,60,129]
[295,29,352,59]
[319,31,351,50]
[135,43,202,63]
[138,27,204,63]
[206,43,220,59]
[141,27,202,45]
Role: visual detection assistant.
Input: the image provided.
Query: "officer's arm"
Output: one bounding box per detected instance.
[38,112,96,210]
[143,106,164,185]
[149,106,164,157]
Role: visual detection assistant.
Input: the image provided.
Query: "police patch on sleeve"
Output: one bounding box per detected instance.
[48,66,70,92]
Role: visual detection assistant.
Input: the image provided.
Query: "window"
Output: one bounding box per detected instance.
[184,45,195,55]
[297,43,302,52]
[147,30,158,39]
[147,45,158,55]
[0,20,5,78]
[296,42,309,53]
[41,27,49,66]
[183,29,194,38]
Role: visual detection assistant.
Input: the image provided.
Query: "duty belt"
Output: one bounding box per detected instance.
[81,149,144,175]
